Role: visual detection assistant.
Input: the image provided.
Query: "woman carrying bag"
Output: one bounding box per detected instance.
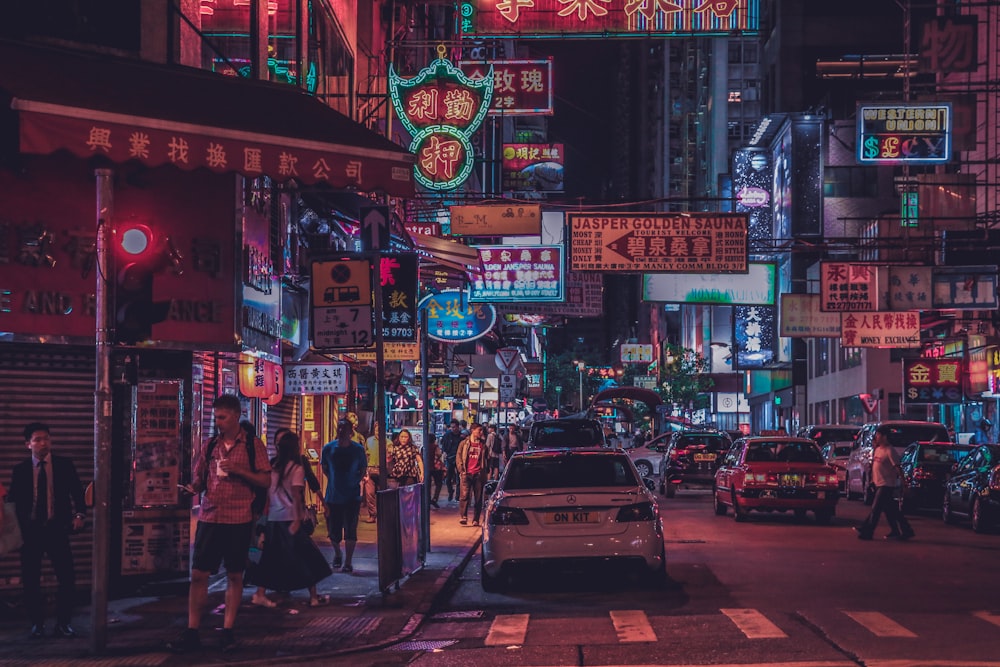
[247,432,331,607]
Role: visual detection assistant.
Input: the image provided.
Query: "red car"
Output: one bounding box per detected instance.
[713,437,840,524]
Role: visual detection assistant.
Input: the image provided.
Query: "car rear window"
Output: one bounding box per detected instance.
[809,428,859,446]
[746,442,825,464]
[531,422,604,448]
[918,446,972,464]
[677,435,729,451]
[883,425,950,447]
[504,454,638,489]
[830,444,853,458]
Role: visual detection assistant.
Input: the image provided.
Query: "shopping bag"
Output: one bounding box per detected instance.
[0,502,23,554]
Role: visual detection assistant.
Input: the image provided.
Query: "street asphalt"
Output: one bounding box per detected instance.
[0,500,481,666]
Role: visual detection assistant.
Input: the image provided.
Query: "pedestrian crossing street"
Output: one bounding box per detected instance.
[423,608,1000,647]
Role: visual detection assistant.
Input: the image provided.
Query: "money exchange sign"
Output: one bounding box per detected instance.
[857,102,952,165]
[904,358,963,404]
[568,213,748,273]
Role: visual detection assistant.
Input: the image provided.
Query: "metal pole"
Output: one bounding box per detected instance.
[91,168,114,653]
[578,364,584,412]
[420,316,431,553]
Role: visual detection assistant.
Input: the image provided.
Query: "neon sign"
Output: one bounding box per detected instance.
[389,46,494,191]
[857,102,952,165]
[459,0,759,38]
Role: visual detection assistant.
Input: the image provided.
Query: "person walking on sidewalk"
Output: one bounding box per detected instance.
[457,423,489,526]
[425,433,446,508]
[440,420,463,502]
[10,421,87,639]
[362,428,387,522]
[170,394,271,653]
[247,431,331,608]
[389,429,422,487]
[485,424,501,480]
[855,424,915,541]
[321,418,367,573]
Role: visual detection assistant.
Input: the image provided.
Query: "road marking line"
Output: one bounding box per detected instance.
[610,609,657,643]
[485,613,529,646]
[974,611,1000,628]
[844,611,917,637]
[721,608,787,638]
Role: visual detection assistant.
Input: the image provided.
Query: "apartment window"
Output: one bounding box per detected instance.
[840,344,862,369]
[823,166,879,197]
[815,337,830,376]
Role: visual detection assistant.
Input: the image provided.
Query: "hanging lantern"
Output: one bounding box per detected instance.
[238,356,270,399]
[263,364,284,405]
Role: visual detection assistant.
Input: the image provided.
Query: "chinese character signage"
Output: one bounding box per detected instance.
[735,305,775,369]
[621,343,654,363]
[380,253,419,342]
[888,266,933,311]
[820,262,878,312]
[840,312,920,348]
[502,143,564,192]
[931,265,999,310]
[460,59,554,115]
[419,289,497,342]
[284,362,349,395]
[779,294,841,338]
[857,102,952,165]
[389,47,494,191]
[904,358,963,404]
[470,245,565,302]
[424,375,470,399]
[131,381,183,508]
[570,213,748,273]
[498,270,603,317]
[458,0,759,38]
[919,16,977,74]
[450,204,542,236]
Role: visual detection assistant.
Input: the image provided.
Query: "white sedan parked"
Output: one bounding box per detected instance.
[481,448,666,592]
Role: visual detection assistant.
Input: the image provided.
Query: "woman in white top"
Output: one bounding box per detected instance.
[247,432,332,607]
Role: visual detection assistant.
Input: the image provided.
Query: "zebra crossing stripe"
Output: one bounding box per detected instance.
[485,613,529,646]
[844,611,917,637]
[610,610,657,643]
[721,608,787,638]
[973,611,1000,628]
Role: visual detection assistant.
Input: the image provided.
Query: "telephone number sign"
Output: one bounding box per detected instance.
[568,213,748,273]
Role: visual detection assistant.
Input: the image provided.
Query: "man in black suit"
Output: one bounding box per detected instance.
[10,422,87,639]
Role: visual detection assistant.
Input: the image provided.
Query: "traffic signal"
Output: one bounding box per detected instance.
[113,223,179,345]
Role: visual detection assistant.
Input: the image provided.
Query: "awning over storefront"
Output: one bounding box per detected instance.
[0,40,415,197]
[409,232,481,274]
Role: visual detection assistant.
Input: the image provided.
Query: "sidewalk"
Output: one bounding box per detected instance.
[0,499,481,666]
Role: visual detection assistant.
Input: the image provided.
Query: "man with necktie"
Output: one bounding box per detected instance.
[10,422,86,639]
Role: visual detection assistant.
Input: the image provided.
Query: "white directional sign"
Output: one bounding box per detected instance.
[499,373,517,402]
[313,305,374,349]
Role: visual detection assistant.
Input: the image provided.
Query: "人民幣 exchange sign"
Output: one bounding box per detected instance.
[569,212,748,273]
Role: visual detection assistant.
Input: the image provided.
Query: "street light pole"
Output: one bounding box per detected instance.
[574,361,585,412]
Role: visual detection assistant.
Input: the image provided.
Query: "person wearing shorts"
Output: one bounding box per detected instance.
[321,418,367,573]
[168,394,270,654]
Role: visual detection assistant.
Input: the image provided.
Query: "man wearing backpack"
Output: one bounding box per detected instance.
[169,394,270,654]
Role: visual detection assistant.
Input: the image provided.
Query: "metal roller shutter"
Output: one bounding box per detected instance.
[0,344,95,592]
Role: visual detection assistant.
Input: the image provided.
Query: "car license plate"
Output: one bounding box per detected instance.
[779,474,802,487]
[693,453,716,462]
[545,510,600,524]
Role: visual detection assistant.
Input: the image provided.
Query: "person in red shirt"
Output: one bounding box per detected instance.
[169,394,271,653]
[456,424,489,526]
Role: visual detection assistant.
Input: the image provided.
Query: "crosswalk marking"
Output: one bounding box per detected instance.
[973,611,1000,628]
[485,613,529,646]
[610,610,657,643]
[721,608,787,638]
[844,611,917,637]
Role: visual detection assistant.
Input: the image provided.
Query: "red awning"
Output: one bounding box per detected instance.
[0,40,415,197]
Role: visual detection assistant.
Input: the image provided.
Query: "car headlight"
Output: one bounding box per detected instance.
[615,502,657,522]
[489,506,529,526]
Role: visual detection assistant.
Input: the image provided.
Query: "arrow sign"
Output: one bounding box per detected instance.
[360,205,389,252]
[605,231,640,261]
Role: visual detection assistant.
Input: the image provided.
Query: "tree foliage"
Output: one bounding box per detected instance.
[657,343,713,411]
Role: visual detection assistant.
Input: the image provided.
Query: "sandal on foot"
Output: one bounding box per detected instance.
[309,595,330,606]
[341,565,353,573]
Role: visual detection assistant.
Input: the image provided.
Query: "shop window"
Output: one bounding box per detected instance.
[823,166,879,198]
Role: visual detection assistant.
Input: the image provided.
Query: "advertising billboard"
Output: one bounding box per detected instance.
[841,312,921,348]
[502,143,564,192]
[459,59,554,115]
[857,102,952,165]
[642,262,775,305]
[470,245,565,302]
[779,293,841,338]
[904,358,963,404]
[570,212,748,273]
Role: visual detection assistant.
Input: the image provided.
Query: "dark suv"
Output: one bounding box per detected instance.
[659,429,733,497]
[845,420,950,505]
[526,418,607,449]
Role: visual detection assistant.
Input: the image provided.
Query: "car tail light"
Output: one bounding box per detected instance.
[489,506,529,526]
[744,471,778,487]
[615,502,657,522]
[913,466,936,480]
[809,473,838,486]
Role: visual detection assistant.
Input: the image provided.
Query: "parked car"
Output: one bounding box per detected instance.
[480,448,666,592]
[712,436,840,524]
[845,420,951,504]
[526,417,607,449]
[625,431,671,480]
[942,444,1000,532]
[659,430,733,498]
[898,442,975,513]
[797,424,861,449]
[820,441,855,492]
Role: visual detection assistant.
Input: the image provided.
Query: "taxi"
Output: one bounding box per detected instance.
[712,436,840,524]
[481,448,665,592]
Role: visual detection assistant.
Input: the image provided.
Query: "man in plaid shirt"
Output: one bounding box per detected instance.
[169,394,270,653]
